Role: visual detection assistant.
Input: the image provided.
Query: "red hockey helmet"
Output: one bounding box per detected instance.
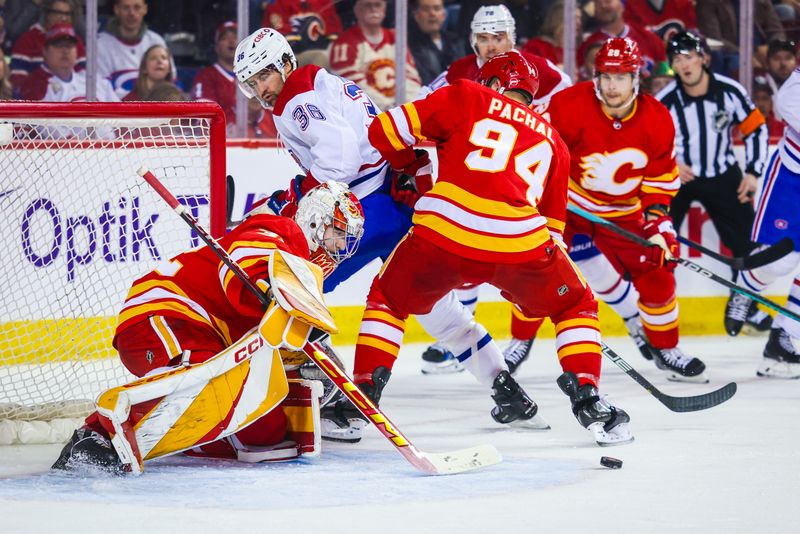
[477,50,539,104]
[594,37,642,74]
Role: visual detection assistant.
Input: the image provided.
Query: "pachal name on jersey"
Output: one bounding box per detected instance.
[488,98,553,140]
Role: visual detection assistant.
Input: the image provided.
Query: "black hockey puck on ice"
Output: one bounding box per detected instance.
[600,456,623,469]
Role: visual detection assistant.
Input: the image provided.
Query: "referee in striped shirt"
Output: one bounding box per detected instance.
[656,31,771,335]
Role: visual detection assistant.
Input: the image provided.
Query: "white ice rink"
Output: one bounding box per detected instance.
[1,334,798,534]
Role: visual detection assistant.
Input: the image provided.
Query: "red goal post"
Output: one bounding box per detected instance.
[0,102,227,444]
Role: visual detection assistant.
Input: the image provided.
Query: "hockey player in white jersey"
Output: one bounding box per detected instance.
[233,28,520,441]
[740,67,800,378]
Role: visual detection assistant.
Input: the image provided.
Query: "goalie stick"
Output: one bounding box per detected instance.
[601,344,736,412]
[676,235,793,271]
[139,167,500,475]
[568,204,800,324]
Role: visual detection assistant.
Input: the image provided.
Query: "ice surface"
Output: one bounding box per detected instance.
[1,335,798,533]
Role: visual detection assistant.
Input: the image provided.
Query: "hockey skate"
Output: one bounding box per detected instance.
[743,303,773,336]
[320,367,391,442]
[420,343,464,374]
[653,346,708,383]
[757,327,800,378]
[502,337,535,374]
[52,428,124,473]
[724,292,752,336]
[557,372,633,446]
[491,370,550,430]
[624,316,657,361]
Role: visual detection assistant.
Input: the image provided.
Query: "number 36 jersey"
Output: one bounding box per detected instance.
[547,81,679,220]
[369,79,570,264]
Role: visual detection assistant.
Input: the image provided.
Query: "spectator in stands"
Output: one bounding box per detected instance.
[3,0,85,47]
[696,0,785,73]
[19,23,118,102]
[409,0,465,85]
[97,0,171,99]
[0,48,12,100]
[329,0,421,108]
[751,78,785,138]
[521,0,582,68]
[191,21,237,128]
[645,60,675,95]
[577,39,602,81]
[139,80,187,101]
[248,97,279,139]
[123,44,175,101]
[578,0,666,77]
[263,0,342,62]
[623,0,697,43]
[765,39,798,91]
[10,0,86,91]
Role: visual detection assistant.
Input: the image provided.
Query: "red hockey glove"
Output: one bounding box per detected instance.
[264,173,320,218]
[642,213,680,270]
[391,149,433,208]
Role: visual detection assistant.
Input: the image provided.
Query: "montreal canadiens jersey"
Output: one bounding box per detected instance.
[329,26,421,109]
[370,79,570,263]
[113,214,310,349]
[191,63,236,124]
[776,68,800,174]
[272,65,390,199]
[418,51,572,114]
[548,81,679,220]
[19,66,119,102]
[97,29,170,98]
[10,23,87,89]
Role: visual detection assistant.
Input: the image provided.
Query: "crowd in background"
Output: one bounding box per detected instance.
[0,0,797,139]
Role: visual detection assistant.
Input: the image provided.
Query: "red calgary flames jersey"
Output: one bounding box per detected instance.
[547,81,679,220]
[369,79,570,263]
[113,214,310,348]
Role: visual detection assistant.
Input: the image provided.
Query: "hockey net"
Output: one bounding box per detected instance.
[0,102,226,445]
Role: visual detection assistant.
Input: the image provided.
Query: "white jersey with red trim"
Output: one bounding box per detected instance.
[97,29,170,98]
[271,64,390,199]
[777,68,800,174]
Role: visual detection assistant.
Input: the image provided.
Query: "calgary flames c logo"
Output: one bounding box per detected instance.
[579,148,648,196]
[367,58,396,98]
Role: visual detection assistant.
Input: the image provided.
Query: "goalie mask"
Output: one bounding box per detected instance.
[295,182,365,275]
[470,5,516,57]
[593,37,642,108]
[234,27,297,108]
[477,50,539,105]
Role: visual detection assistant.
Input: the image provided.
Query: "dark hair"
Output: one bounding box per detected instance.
[141,81,187,102]
[767,39,797,58]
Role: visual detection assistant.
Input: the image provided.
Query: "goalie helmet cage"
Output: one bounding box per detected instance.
[0,102,227,445]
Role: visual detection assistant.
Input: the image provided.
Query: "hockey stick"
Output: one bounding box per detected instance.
[676,235,793,271]
[139,167,500,475]
[601,343,736,412]
[568,204,800,324]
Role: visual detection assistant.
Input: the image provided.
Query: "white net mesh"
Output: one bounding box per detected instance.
[0,105,223,442]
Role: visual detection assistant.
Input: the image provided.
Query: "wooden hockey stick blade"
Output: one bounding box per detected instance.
[738,238,794,270]
[601,344,737,412]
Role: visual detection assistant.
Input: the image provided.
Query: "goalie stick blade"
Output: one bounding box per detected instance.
[738,238,794,270]
[416,445,503,475]
[654,382,737,413]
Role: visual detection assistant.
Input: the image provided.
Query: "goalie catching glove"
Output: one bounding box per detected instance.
[391,148,433,208]
[642,205,679,270]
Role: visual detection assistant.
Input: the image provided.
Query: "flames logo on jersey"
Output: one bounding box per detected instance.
[579,148,648,196]
[367,58,396,98]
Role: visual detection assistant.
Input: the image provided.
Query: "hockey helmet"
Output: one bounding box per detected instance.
[470,5,516,55]
[666,31,705,64]
[295,181,365,269]
[234,28,297,104]
[477,50,539,104]
[594,37,642,75]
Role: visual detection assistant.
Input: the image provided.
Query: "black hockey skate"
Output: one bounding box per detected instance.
[557,372,633,446]
[724,291,752,336]
[490,370,549,429]
[758,327,800,378]
[502,337,535,374]
[624,315,657,361]
[420,343,464,374]
[653,347,708,383]
[320,366,391,442]
[52,428,123,474]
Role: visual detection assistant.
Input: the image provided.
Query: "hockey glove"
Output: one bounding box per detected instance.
[391,149,433,208]
[265,173,320,218]
[642,212,679,270]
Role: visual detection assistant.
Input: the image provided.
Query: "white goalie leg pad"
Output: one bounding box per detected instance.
[417,292,507,387]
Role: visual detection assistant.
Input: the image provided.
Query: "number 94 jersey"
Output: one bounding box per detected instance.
[548,81,679,220]
[369,79,570,264]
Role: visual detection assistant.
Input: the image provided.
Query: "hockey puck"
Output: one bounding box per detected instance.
[600,456,623,469]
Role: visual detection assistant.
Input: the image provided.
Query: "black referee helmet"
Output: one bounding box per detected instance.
[666,31,705,64]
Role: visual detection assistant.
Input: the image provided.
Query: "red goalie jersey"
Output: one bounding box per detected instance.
[369,79,570,264]
[113,214,310,349]
[548,81,679,220]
